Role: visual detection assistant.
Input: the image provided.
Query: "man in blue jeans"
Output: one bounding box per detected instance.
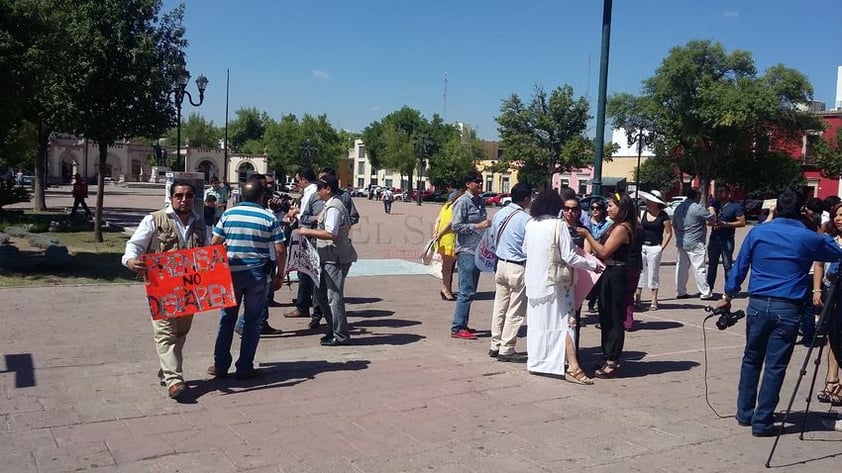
[208,177,286,380]
[706,185,745,294]
[450,170,491,340]
[717,189,842,437]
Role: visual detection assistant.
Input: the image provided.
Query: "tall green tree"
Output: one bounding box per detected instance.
[495,84,593,188]
[362,106,430,194]
[613,40,818,200]
[51,0,186,241]
[261,113,344,176]
[164,113,221,149]
[428,130,483,188]
[228,107,269,151]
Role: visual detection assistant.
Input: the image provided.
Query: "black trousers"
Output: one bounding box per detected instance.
[71,197,91,216]
[598,265,627,362]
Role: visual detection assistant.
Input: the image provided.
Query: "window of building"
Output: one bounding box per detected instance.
[502,176,510,193]
[357,177,365,187]
[385,178,393,188]
[359,146,366,160]
[357,161,366,175]
[485,178,493,191]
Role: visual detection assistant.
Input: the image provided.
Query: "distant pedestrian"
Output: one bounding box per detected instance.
[122,180,206,400]
[70,174,91,218]
[450,170,491,340]
[673,188,715,300]
[204,177,228,224]
[208,177,286,380]
[382,188,394,214]
[585,199,612,313]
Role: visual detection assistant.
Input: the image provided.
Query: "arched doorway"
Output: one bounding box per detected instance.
[238,161,255,183]
[131,160,142,182]
[197,160,216,183]
[59,150,75,183]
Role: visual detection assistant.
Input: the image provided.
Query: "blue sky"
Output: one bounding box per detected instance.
[165,0,842,140]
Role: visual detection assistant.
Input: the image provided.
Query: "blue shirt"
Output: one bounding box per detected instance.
[452,192,487,254]
[710,200,744,239]
[725,218,842,300]
[213,202,285,272]
[491,203,529,261]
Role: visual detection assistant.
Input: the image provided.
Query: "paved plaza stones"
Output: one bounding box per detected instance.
[3,187,842,472]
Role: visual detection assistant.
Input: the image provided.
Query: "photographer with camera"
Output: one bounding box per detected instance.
[716,189,842,437]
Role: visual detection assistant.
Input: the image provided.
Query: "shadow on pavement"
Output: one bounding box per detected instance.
[2,353,35,388]
[347,309,395,318]
[345,296,383,305]
[351,318,421,328]
[635,320,684,331]
[183,359,371,400]
[619,360,700,378]
[473,291,495,301]
[350,333,425,346]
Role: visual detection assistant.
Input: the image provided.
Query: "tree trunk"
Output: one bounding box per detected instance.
[33,122,49,211]
[93,142,107,242]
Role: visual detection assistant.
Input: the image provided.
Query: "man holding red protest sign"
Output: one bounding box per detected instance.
[122,180,206,400]
[208,177,286,380]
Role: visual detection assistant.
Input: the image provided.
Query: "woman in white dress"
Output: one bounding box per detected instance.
[523,190,603,384]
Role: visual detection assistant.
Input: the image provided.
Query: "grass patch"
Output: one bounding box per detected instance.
[0,210,140,287]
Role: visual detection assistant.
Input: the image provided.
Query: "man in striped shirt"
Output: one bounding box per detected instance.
[207,177,286,380]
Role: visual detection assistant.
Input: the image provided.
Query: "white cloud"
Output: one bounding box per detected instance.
[312,69,330,80]
[719,10,739,18]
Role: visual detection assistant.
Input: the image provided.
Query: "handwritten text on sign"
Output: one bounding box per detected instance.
[142,245,236,320]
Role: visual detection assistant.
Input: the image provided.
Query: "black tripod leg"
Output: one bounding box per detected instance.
[799,340,825,439]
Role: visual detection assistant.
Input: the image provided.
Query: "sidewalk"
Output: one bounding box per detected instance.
[2,196,837,472]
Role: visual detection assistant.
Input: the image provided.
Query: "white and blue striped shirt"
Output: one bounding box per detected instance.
[213,202,285,272]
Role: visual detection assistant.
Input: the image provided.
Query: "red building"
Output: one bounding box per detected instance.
[798,111,842,199]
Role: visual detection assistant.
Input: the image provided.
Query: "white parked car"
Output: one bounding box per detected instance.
[664,196,686,217]
[500,195,512,206]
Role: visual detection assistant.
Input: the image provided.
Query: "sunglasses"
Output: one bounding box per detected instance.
[591,206,601,210]
[562,206,580,212]
[172,193,195,199]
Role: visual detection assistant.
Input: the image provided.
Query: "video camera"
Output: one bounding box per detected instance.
[268,191,292,214]
[704,305,746,330]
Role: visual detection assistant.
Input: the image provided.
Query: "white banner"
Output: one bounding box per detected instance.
[285,229,321,283]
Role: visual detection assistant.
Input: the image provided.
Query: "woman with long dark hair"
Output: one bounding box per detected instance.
[523,190,603,384]
[815,203,842,404]
[576,193,638,378]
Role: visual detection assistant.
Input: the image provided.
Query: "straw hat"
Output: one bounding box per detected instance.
[637,190,666,206]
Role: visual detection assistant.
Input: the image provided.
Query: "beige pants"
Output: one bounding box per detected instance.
[152,316,194,388]
[489,260,527,356]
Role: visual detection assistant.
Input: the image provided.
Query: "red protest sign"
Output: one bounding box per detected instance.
[141,245,236,320]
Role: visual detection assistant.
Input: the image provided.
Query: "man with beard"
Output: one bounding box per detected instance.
[122,181,206,400]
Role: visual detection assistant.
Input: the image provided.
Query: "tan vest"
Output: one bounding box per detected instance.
[146,209,206,254]
[316,197,357,264]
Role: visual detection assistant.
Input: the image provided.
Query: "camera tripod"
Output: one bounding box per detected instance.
[765,275,841,467]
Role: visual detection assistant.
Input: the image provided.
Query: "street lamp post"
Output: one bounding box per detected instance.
[416,136,432,206]
[628,128,654,200]
[300,139,317,168]
[173,66,208,172]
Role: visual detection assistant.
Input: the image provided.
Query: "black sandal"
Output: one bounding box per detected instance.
[818,380,842,404]
[594,361,620,379]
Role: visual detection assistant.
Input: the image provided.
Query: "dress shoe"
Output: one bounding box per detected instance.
[235,368,262,380]
[283,309,309,318]
[497,352,528,363]
[320,337,349,346]
[260,323,282,335]
[699,293,716,301]
[167,382,186,399]
[207,365,228,378]
[308,318,322,330]
[320,334,333,342]
[676,293,699,300]
[736,418,751,427]
[488,349,499,358]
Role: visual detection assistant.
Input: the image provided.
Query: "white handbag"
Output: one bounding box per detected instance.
[547,219,574,288]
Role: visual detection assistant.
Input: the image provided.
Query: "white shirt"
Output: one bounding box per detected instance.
[522,217,598,299]
[299,183,318,216]
[121,207,198,266]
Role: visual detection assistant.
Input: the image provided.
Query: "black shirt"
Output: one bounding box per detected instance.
[641,210,670,245]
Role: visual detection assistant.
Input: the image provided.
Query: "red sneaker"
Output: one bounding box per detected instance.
[451,329,478,340]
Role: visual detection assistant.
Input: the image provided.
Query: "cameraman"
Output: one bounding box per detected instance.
[717,189,842,437]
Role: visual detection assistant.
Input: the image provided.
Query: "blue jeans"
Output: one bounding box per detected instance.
[706,234,734,290]
[736,297,801,433]
[214,268,267,374]
[451,251,481,333]
[235,277,271,332]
